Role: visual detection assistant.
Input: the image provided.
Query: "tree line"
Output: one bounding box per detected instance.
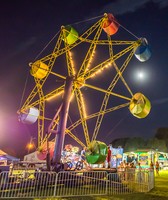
[111,127,168,152]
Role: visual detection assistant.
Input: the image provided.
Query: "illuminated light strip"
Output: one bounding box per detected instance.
[80,92,87,118]
[85,49,96,72]
[68,51,76,76]
[82,42,139,80]
[39,18,104,64]
[89,61,113,78]
[46,90,64,101]
[21,85,65,111]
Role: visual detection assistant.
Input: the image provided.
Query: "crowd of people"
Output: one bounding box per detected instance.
[114,160,160,183]
[77,144,164,178]
[150,160,160,175]
[117,160,160,176]
[80,145,161,176]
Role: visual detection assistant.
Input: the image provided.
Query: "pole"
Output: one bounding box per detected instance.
[52,76,73,167]
[46,136,51,171]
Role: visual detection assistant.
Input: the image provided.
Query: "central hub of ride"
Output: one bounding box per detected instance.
[74,77,85,89]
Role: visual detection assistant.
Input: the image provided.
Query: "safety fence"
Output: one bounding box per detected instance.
[0,169,154,198]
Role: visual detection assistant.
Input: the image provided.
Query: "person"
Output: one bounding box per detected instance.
[124,162,129,181]
[129,162,136,181]
[155,161,160,176]
[81,147,86,161]
[80,147,90,169]
[9,162,14,176]
[106,146,111,168]
[150,161,154,170]
[117,161,125,180]
[137,162,143,182]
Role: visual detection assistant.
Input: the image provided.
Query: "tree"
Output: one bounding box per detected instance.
[111,136,168,153]
[124,137,145,152]
[111,138,129,148]
[155,127,168,149]
[155,127,168,140]
[146,138,167,152]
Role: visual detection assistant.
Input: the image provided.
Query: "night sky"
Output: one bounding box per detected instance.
[0,0,168,158]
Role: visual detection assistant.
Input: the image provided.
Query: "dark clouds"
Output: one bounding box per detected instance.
[102,0,168,15]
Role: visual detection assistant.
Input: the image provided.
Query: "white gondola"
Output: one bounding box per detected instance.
[19,107,39,124]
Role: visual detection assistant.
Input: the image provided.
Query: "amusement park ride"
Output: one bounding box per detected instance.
[18,13,151,170]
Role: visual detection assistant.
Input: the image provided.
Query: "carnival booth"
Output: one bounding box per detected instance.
[109,146,124,168]
[123,149,168,168]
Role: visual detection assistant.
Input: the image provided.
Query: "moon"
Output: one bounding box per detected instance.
[134,68,149,82]
[137,71,145,79]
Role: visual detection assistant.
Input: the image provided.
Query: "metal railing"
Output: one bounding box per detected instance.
[0,169,154,198]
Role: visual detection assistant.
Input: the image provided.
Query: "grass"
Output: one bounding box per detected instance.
[148,170,168,198]
[55,170,168,200]
[102,170,168,200]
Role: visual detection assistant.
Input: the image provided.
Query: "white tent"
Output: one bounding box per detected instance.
[24,151,46,163]
[0,150,20,165]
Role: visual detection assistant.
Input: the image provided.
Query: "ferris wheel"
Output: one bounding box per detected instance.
[18,13,151,165]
